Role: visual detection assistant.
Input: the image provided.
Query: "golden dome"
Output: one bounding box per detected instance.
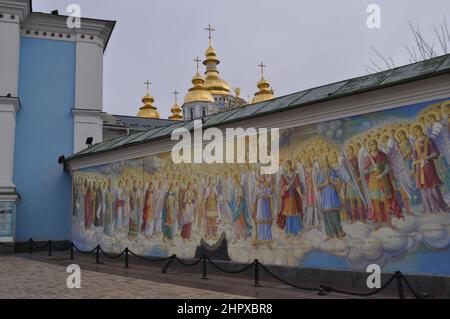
[169,89,183,121]
[169,102,183,120]
[251,62,275,104]
[137,81,160,118]
[184,70,215,104]
[202,41,230,96]
[251,77,275,103]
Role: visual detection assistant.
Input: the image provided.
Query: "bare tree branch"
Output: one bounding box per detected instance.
[370,46,393,69]
[369,58,384,72]
[367,18,449,74]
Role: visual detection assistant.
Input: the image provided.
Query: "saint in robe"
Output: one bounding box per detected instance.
[141,181,155,238]
[162,183,177,241]
[181,182,196,241]
[204,176,220,239]
[411,124,450,214]
[317,155,346,240]
[253,177,273,248]
[279,160,303,237]
[230,174,252,243]
[103,179,115,237]
[84,181,94,230]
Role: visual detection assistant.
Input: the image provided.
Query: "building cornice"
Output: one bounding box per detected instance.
[21,12,115,51]
[0,0,31,22]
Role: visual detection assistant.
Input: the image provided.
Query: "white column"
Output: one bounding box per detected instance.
[0,10,20,97]
[0,98,19,191]
[0,1,30,243]
[73,36,105,152]
[0,3,23,193]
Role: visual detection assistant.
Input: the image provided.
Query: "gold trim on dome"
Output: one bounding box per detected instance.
[184,70,215,104]
[201,26,230,96]
[137,80,160,119]
[251,62,275,104]
[169,89,183,121]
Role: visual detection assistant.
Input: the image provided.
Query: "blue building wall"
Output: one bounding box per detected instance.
[15,37,75,241]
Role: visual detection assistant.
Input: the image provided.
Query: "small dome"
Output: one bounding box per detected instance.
[137,93,160,119]
[184,71,215,104]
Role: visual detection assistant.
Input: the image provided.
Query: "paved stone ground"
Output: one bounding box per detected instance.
[0,255,250,299]
[0,252,404,299]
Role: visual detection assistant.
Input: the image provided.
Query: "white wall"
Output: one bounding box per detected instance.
[72,36,106,153]
[73,109,103,153]
[75,39,103,110]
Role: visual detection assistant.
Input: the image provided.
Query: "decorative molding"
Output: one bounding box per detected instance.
[66,74,450,171]
[0,0,31,22]
[0,12,19,24]
[20,12,114,50]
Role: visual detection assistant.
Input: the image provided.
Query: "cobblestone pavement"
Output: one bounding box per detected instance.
[0,255,251,299]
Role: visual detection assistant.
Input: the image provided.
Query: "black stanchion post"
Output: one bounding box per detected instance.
[125,247,129,269]
[254,259,260,287]
[395,271,405,299]
[70,242,74,260]
[48,240,53,256]
[95,245,100,264]
[161,255,174,273]
[29,238,33,254]
[202,255,208,280]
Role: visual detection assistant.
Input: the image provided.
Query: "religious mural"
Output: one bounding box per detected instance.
[71,98,450,274]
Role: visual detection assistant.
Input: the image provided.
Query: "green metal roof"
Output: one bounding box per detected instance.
[66,53,450,163]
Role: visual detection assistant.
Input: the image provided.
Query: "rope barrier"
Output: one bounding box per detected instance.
[98,246,125,259]
[128,250,174,262]
[1,238,430,299]
[72,244,98,255]
[173,255,204,267]
[0,239,32,248]
[401,274,430,299]
[205,256,255,274]
[32,241,50,249]
[259,263,320,292]
[320,273,397,297]
[52,242,73,252]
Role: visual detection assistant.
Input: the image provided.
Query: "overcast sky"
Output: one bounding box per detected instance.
[33,0,450,118]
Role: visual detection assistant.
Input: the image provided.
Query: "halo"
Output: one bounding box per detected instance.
[410,122,425,134]
[426,110,442,121]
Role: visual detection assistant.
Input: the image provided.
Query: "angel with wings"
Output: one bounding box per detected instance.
[425,111,450,165]
[358,138,403,229]
[379,133,416,216]
[296,155,321,230]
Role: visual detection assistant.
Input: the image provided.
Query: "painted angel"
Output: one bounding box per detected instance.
[296,156,321,230]
[425,112,450,165]
[358,138,403,228]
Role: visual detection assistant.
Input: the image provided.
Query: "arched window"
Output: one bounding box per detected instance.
[202,107,206,118]
[190,109,194,120]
